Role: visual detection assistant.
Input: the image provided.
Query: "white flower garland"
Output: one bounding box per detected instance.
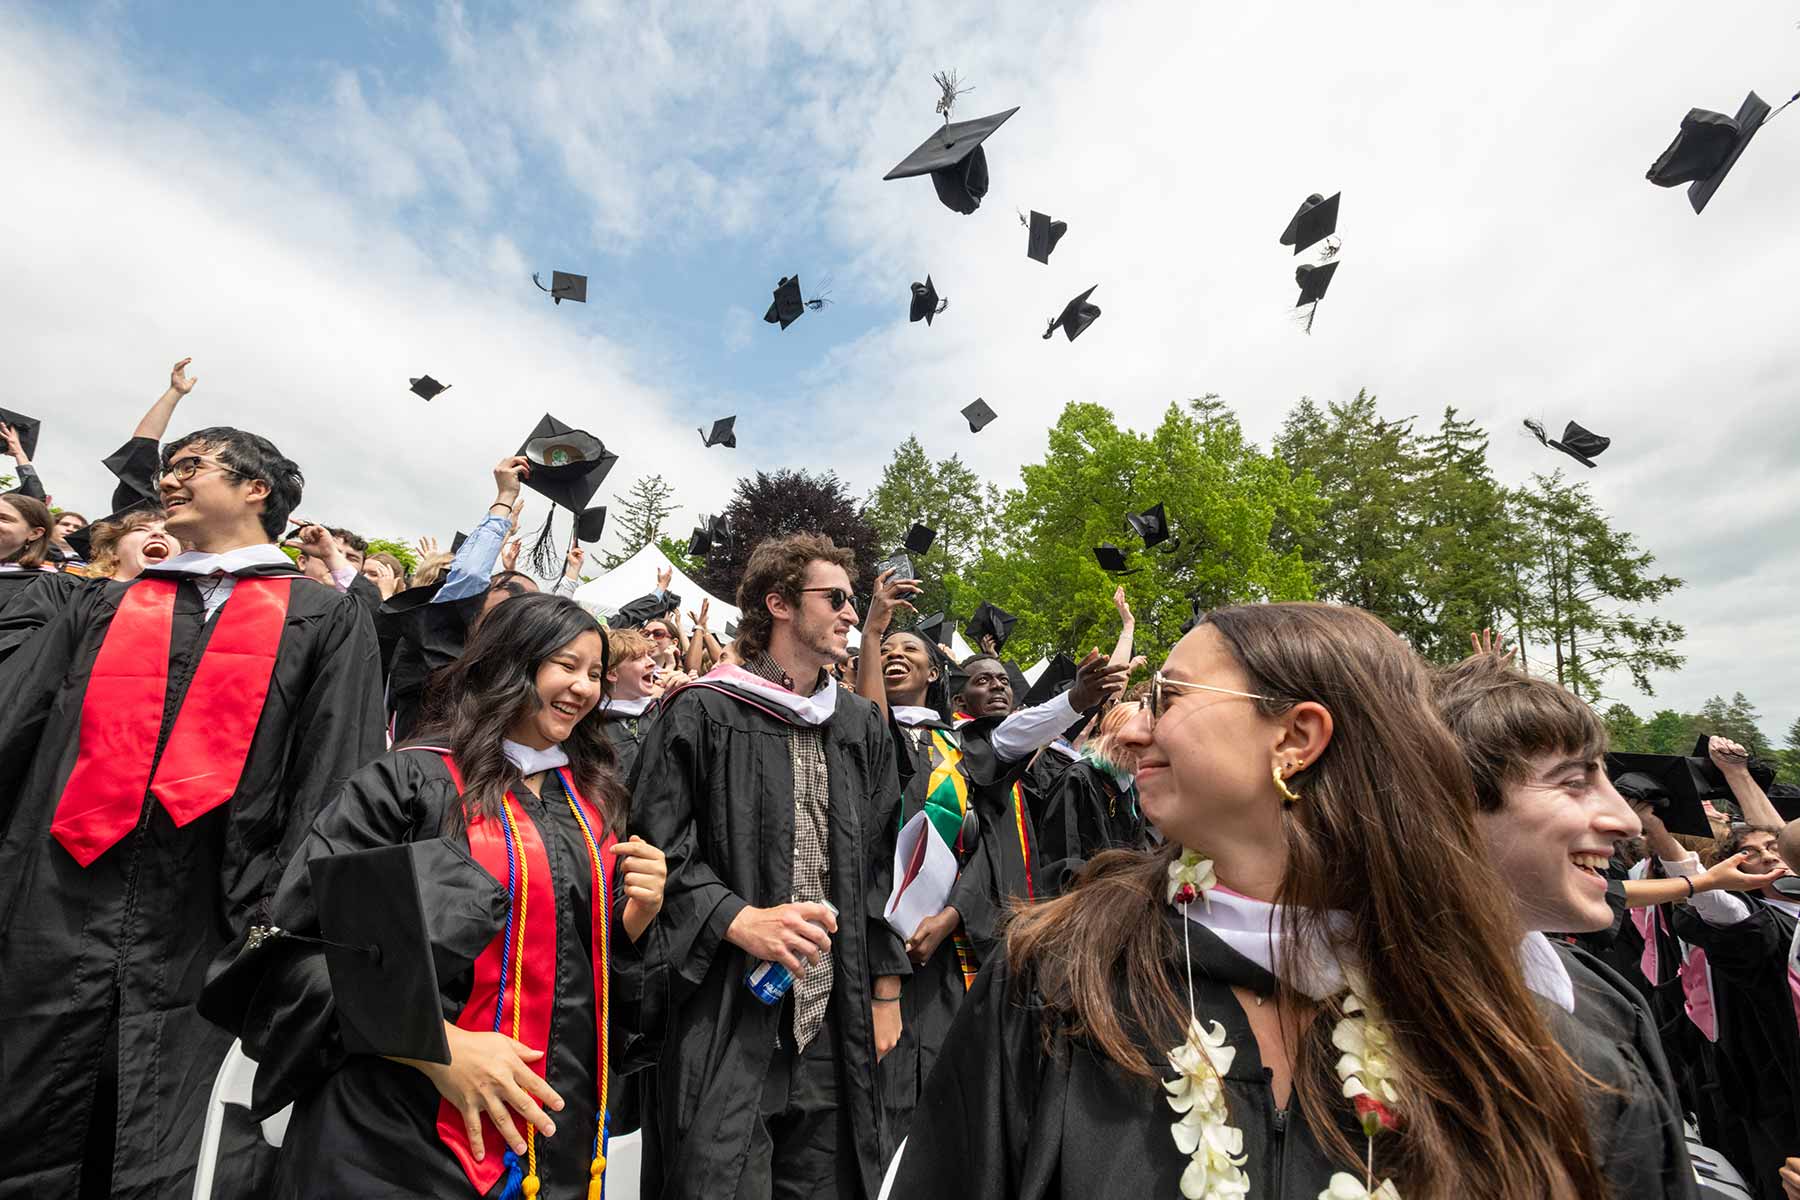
[1165,852,1404,1200]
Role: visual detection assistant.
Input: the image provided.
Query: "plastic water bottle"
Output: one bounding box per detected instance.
[744,900,837,1005]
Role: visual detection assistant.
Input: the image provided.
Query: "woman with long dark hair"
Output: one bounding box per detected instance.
[895,603,1677,1200]
[0,492,56,609]
[206,593,666,1199]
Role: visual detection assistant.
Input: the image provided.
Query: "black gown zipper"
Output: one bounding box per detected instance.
[1269,1098,1290,1198]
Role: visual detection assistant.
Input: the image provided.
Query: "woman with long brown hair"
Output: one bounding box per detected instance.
[205,594,667,1199]
[894,602,1676,1200]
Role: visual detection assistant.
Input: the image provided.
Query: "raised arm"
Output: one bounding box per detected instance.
[1710,736,1784,828]
[1107,586,1135,668]
[132,357,199,440]
[855,568,920,719]
[435,457,527,603]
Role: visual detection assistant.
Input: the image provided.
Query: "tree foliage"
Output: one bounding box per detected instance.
[365,538,419,572]
[604,474,677,570]
[695,469,881,605]
[862,434,997,618]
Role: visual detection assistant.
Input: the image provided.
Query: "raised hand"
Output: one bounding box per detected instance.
[656,565,673,592]
[499,536,522,574]
[866,567,921,631]
[1113,585,1134,626]
[416,535,440,560]
[0,422,23,462]
[1470,627,1516,663]
[169,357,198,396]
[1707,736,1752,771]
[1068,648,1130,711]
[492,455,529,507]
[562,545,585,580]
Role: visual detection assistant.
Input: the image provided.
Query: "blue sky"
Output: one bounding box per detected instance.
[8,0,1800,734]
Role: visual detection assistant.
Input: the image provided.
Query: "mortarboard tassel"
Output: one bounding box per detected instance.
[526,510,564,580]
[933,68,974,123]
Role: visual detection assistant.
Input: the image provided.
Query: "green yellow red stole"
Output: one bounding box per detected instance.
[434,754,616,1200]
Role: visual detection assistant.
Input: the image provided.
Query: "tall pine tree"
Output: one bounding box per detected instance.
[602,474,677,569]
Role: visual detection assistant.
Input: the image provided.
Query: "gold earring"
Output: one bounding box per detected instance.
[1273,760,1302,806]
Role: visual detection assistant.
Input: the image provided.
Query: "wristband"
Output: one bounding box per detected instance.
[873,993,902,1003]
[1683,876,1695,898]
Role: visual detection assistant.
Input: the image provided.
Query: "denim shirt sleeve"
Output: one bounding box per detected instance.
[433,512,511,603]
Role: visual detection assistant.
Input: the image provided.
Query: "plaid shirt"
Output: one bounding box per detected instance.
[744,651,835,1051]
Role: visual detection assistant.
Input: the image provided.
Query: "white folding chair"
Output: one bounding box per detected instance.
[191,1039,292,1200]
[878,1137,906,1200]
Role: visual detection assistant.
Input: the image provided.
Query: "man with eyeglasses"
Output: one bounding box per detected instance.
[0,425,385,1199]
[629,532,909,1200]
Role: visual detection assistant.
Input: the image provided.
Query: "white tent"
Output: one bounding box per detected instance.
[571,541,740,637]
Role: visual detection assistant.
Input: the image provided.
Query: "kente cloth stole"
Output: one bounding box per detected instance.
[924,728,980,988]
[51,576,292,867]
[433,755,616,1199]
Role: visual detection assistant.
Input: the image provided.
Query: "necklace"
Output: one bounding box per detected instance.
[1165,850,1403,1200]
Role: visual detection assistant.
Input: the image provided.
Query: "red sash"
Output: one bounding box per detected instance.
[50,575,292,866]
[432,754,615,1197]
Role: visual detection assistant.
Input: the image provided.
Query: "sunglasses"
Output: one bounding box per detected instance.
[800,586,858,614]
[645,628,672,640]
[1148,670,1291,719]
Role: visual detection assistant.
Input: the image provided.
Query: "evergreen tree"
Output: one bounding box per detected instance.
[863,435,992,617]
[1411,406,1523,664]
[1602,703,1648,753]
[1693,692,1773,757]
[603,474,677,569]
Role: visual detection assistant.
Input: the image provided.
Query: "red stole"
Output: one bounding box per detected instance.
[433,755,615,1197]
[50,575,292,866]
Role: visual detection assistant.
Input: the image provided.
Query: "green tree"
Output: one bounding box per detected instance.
[1508,472,1684,700]
[1643,709,1700,755]
[1693,692,1773,758]
[962,399,1316,664]
[365,538,419,572]
[1783,715,1800,780]
[657,535,702,581]
[1410,406,1524,664]
[603,474,677,569]
[863,435,993,617]
[1602,703,1649,753]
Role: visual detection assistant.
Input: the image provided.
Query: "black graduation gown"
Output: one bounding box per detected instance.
[598,705,653,781]
[899,912,1694,1199]
[0,568,83,664]
[1035,758,1146,897]
[1669,896,1800,1199]
[202,750,644,1200]
[953,716,1043,961]
[0,565,60,613]
[377,583,484,741]
[0,563,386,1200]
[626,680,909,1200]
[877,713,999,1154]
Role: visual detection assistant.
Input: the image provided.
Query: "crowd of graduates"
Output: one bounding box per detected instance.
[5,366,1800,1200]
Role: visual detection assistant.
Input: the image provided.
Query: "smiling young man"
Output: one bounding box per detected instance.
[596,625,661,777]
[0,426,386,1200]
[628,532,910,1200]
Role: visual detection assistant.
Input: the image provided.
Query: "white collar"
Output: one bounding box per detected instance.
[501,739,570,775]
[1764,895,1800,921]
[147,543,292,577]
[892,705,941,727]
[1048,738,1082,761]
[1183,887,1575,1012]
[701,664,839,727]
[600,696,653,717]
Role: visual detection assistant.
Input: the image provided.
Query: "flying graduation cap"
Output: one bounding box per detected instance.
[408,376,451,402]
[1022,652,1078,709]
[1292,262,1339,334]
[1279,192,1341,255]
[1127,502,1175,551]
[1523,419,1610,469]
[904,523,937,555]
[516,413,618,574]
[1043,286,1102,342]
[1646,91,1781,214]
[965,601,1017,652]
[532,270,588,305]
[764,275,829,330]
[910,276,949,325]
[962,398,997,433]
[0,407,41,459]
[884,106,1020,215]
[1024,210,1068,264]
[687,512,734,558]
[700,417,737,448]
[1094,543,1141,575]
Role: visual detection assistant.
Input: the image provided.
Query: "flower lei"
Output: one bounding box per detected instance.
[1164,851,1404,1200]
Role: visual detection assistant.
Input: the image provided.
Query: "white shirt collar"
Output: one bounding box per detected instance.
[1183,887,1575,1012]
[600,696,653,717]
[147,543,293,577]
[892,705,941,727]
[501,739,570,775]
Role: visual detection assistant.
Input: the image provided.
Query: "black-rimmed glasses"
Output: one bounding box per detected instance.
[799,586,858,614]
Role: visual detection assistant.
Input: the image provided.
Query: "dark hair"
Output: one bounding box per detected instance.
[162,427,304,539]
[882,629,949,712]
[1432,653,1607,813]
[328,527,368,555]
[55,511,88,527]
[1007,603,1605,1200]
[416,593,625,835]
[733,533,856,660]
[1709,823,1782,866]
[0,494,53,568]
[489,570,538,599]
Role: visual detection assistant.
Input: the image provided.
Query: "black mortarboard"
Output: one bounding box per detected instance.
[409,376,451,401]
[577,506,607,544]
[1127,502,1173,550]
[965,601,1017,652]
[1295,262,1338,307]
[450,530,468,556]
[533,270,589,305]
[1690,735,1779,792]
[1022,652,1078,709]
[516,414,619,575]
[1605,752,1714,838]
[909,276,947,325]
[707,513,733,556]
[914,611,950,647]
[0,408,42,459]
[687,522,712,557]
[1026,210,1068,264]
[1767,782,1800,823]
[884,107,1020,215]
[309,844,454,1064]
[1646,91,1773,214]
[63,498,160,563]
[700,417,737,448]
[1279,192,1341,254]
[1523,419,1610,469]
[764,276,806,329]
[904,523,937,555]
[962,398,997,433]
[1043,285,1101,342]
[100,436,163,509]
[1094,543,1140,575]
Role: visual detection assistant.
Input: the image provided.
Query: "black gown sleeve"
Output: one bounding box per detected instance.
[627,693,748,1036]
[1668,901,1788,981]
[0,582,98,831]
[0,570,83,664]
[100,435,164,510]
[891,951,1053,1199]
[8,462,47,501]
